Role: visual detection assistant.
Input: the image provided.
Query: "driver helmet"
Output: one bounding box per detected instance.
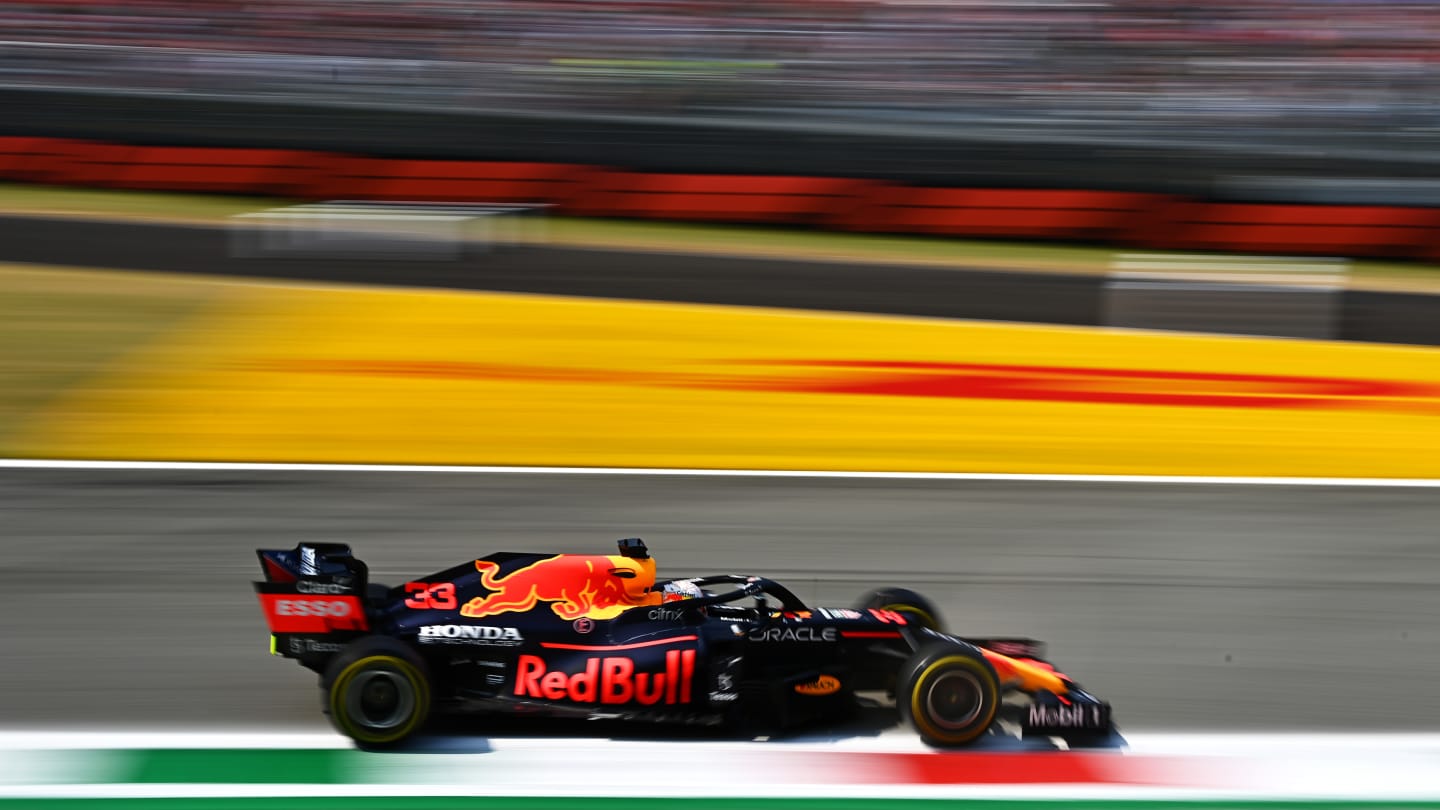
[661,579,703,602]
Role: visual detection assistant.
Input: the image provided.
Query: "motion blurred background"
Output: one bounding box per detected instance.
[2,0,1439,190]
[5,0,1439,134]
[2,0,1440,757]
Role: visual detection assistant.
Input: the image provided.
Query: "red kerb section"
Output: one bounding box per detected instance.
[824,752,1191,786]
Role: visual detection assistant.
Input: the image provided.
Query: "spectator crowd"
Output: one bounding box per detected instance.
[2,0,1436,131]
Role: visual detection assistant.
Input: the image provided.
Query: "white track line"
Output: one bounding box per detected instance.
[1,458,1438,487]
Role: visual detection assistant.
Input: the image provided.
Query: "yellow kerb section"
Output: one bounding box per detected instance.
[15,282,1440,476]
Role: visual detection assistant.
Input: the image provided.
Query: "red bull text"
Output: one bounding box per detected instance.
[515,650,695,705]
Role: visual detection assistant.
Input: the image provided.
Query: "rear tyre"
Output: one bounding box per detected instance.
[853,587,945,633]
[900,642,1000,748]
[322,636,431,749]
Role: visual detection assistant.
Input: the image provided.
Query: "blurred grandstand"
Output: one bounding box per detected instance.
[1,1,1439,200]
[2,1,1437,139]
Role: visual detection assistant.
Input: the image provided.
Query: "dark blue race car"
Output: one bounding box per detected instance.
[255,537,1114,748]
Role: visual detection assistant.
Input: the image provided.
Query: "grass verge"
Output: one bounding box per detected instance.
[0,264,220,447]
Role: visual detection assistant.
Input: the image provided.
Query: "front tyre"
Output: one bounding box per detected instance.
[900,643,1000,747]
[322,637,431,749]
[853,587,945,632]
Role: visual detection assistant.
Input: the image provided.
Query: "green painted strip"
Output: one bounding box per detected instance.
[2,795,1440,801]
[121,750,350,784]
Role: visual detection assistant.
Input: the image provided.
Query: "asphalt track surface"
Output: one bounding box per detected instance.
[3,467,1438,735]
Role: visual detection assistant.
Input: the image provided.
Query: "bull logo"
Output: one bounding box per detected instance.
[460,554,663,621]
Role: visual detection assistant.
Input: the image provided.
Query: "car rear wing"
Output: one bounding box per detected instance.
[253,543,370,635]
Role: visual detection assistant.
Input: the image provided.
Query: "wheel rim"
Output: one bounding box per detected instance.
[880,602,939,632]
[346,669,415,731]
[925,670,983,730]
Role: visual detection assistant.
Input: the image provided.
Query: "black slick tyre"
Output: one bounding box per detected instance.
[322,636,431,749]
[853,587,945,633]
[900,642,1000,748]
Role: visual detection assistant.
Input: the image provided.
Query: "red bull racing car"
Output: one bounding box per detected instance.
[254,538,1114,749]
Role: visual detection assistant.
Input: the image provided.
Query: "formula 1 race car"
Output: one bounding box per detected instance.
[254,538,1114,749]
